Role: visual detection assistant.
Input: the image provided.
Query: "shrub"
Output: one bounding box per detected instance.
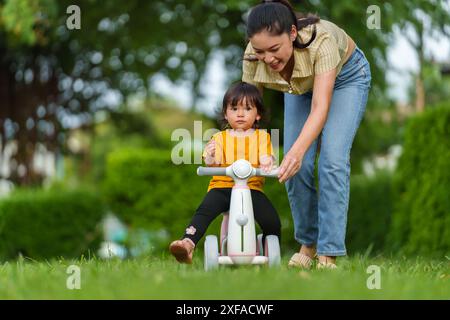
[267,171,395,256]
[388,105,450,257]
[0,188,105,260]
[263,178,295,251]
[103,148,211,251]
[346,172,393,254]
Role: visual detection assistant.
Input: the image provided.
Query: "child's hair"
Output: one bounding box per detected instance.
[246,0,320,50]
[218,82,266,130]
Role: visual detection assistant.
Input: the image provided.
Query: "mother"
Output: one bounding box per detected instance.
[242,0,371,268]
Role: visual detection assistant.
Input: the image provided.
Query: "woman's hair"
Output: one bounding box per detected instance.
[218,82,266,130]
[246,0,320,50]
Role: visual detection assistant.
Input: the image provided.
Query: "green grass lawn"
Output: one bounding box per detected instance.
[0,254,448,299]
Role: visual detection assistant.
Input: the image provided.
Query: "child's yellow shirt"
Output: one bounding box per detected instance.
[202,129,274,192]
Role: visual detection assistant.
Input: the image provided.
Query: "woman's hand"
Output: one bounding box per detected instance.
[278,146,303,183]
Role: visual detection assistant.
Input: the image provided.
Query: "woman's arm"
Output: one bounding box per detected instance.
[278,68,337,183]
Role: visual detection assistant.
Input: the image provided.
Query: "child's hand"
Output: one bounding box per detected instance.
[205,140,216,158]
[204,140,216,166]
[259,155,274,173]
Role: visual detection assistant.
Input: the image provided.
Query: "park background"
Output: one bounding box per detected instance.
[0,0,449,299]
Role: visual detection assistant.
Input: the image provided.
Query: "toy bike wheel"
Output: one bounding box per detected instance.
[204,235,219,271]
[265,235,280,267]
[257,234,263,255]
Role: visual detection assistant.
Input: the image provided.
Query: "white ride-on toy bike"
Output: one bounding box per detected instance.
[197,159,281,271]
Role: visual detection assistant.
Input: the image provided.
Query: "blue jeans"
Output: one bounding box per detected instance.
[283,47,371,256]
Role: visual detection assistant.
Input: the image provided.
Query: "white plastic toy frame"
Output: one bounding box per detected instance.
[197,159,281,271]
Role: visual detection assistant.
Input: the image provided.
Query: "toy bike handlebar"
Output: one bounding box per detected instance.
[255,168,280,178]
[197,166,279,178]
[197,167,227,176]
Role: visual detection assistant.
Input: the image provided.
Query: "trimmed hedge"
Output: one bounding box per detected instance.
[0,189,105,260]
[103,148,211,251]
[259,177,293,250]
[266,171,395,255]
[347,172,393,254]
[388,105,450,257]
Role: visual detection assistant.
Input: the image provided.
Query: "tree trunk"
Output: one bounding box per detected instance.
[415,76,425,113]
[415,21,426,113]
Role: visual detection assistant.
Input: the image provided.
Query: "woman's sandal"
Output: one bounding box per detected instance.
[316,261,337,269]
[169,238,195,264]
[316,257,337,270]
[288,252,315,269]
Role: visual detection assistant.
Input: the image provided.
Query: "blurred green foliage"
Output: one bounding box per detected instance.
[87,101,216,184]
[347,172,394,254]
[102,148,210,251]
[0,187,105,260]
[351,108,403,174]
[388,104,450,257]
[89,108,164,184]
[0,0,57,46]
[0,0,247,185]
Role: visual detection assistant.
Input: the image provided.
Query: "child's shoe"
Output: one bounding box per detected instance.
[169,238,195,264]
